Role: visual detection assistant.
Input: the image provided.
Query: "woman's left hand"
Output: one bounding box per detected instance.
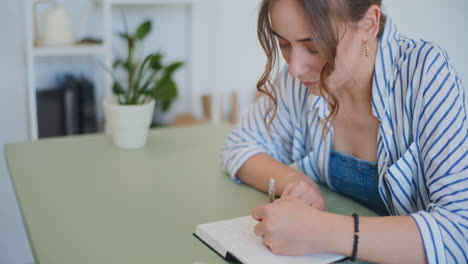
[251,198,331,256]
[281,180,327,210]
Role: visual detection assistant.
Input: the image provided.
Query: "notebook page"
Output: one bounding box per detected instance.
[197,216,258,252]
[199,216,344,264]
[235,243,344,264]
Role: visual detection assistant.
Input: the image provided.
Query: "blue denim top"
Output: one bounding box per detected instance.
[329,148,389,216]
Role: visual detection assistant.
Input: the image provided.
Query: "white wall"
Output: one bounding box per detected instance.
[0,1,33,263]
[212,0,266,118]
[0,0,466,263]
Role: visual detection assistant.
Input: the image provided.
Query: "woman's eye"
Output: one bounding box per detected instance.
[307,44,318,54]
[279,43,290,49]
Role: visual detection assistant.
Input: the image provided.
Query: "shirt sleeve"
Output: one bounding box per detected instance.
[220,66,298,182]
[410,45,468,264]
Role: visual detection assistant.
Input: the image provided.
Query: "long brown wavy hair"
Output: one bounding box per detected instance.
[257,0,387,139]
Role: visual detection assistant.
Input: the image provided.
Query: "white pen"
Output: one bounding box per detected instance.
[268,178,276,203]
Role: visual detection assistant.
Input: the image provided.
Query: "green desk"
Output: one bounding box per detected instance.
[5,124,376,264]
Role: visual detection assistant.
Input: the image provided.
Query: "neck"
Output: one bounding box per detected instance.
[335,39,378,104]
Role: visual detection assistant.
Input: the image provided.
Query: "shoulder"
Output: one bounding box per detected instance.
[398,37,458,84]
[392,36,463,103]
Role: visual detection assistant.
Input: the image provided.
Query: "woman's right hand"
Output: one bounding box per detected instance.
[280,178,327,211]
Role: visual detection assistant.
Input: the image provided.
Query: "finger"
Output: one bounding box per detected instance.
[280,182,294,198]
[251,204,268,221]
[253,221,265,237]
[311,196,327,211]
[287,181,308,199]
[298,189,317,205]
[311,202,322,210]
[262,232,273,246]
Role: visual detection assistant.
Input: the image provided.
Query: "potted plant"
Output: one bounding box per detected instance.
[104,19,184,149]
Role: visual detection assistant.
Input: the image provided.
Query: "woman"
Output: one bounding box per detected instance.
[220,0,467,263]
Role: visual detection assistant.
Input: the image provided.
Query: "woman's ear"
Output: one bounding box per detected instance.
[358,4,381,40]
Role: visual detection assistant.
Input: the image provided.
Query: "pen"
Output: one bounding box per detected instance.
[268,178,276,203]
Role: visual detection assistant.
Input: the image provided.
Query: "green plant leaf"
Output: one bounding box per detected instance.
[149,53,163,71]
[113,81,126,99]
[140,73,158,94]
[117,31,130,40]
[136,53,163,96]
[161,100,172,112]
[163,61,184,77]
[133,54,154,95]
[153,77,178,112]
[123,60,132,71]
[136,20,152,40]
[105,18,184,109]
[141,89,154,99]
[113,59,123,69]
[137,54,153,77]
[157,77,178,99]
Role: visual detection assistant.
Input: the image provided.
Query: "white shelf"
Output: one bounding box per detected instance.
[26,0,198,140]
[32,44,105,57]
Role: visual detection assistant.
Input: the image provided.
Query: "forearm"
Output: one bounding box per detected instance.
[236,153,319,195]
[325,213,427,264]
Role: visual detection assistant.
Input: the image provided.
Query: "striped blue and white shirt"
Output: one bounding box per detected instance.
[221,19,468,263]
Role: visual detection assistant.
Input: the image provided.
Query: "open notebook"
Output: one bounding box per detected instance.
[194,216,345,264]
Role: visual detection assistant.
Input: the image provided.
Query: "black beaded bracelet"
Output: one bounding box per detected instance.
[350,213,360,262]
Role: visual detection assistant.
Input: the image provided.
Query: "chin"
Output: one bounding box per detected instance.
[308,86,321,96]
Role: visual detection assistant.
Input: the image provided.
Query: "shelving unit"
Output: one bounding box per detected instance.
[32,44,106,57]
[24,0,198,140]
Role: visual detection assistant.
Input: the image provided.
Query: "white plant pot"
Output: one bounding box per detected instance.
[104,99,155,149]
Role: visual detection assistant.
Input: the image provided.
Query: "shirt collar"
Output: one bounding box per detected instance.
[310,18,400,121]
[371,18,400,121]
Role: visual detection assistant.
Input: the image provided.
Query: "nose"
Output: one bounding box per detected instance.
[288,49,311,78]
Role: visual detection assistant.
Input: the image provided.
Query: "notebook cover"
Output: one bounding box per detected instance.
[193,233,348,264]
[193,233,243,264]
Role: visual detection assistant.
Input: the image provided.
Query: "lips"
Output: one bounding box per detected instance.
[302,81,320,88]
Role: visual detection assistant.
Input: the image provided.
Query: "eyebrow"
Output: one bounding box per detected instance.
[272,31,312,43]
